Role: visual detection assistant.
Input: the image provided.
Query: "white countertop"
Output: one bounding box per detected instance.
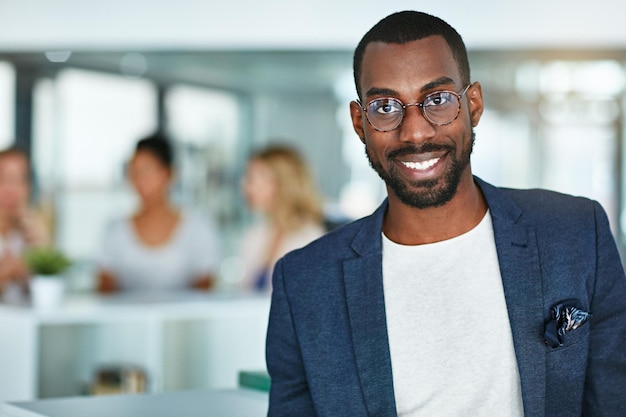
[0,290,271,324]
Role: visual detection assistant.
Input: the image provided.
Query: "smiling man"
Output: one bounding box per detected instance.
[265,11,626,417]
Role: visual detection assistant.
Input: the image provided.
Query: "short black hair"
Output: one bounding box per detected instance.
[135,133,173,168]
[353,10,470,99]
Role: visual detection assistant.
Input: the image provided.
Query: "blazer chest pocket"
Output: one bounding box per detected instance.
[546,321,590,353]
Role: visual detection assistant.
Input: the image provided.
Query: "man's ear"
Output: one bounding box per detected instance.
[467,82,484,127]
[349,101,366,144]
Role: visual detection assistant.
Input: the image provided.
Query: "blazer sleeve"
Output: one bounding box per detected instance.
[266,258,316,417]
[583,201,626,415]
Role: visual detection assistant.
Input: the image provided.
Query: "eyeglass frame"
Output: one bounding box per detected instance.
[358,83,473,132]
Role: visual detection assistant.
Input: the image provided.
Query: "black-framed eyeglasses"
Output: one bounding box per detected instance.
[359,83,473,132]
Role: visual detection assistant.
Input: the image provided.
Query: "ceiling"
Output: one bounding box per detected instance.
[2,0,626,50]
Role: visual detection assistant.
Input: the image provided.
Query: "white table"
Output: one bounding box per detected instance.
[0,291,271,402]
[0,388,268,417]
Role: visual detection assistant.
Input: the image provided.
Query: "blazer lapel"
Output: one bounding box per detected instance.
[477,178,546,417]
[343,202,397,416]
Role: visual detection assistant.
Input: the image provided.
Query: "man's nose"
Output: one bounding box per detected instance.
[397,104,436,143]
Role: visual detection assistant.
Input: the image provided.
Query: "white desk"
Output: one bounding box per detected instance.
[0,388,268,417]
[0,291,271,402]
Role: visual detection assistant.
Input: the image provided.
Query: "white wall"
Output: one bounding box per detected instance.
[0,0,624,50]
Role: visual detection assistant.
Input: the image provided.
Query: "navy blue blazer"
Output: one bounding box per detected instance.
[266,177,626,417]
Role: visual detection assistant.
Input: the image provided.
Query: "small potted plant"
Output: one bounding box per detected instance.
[24,247,72,310]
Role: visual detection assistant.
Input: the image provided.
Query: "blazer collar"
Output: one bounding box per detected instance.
[350,199,387,256]
[344,177,546,417]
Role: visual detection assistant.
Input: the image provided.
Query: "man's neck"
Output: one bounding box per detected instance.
[382,176,487,245]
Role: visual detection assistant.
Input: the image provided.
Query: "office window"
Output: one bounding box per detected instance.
[52,69,157,187]
[166,85,239,148]
[0,61,15,149]
[538,61,622,233]
[33,69,157,262]
[470,56,624,235]
[473,110,535,189]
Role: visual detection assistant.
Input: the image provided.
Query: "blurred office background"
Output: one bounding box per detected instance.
[1,0,626,275]
[0,0,625,401]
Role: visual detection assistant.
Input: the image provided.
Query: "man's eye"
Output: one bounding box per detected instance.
[425,92,451,107]
[374,100,401,114]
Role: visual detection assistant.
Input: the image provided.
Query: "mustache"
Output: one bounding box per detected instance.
[387,143,454,159]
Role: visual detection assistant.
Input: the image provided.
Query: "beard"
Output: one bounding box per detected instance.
[366,130,475,209]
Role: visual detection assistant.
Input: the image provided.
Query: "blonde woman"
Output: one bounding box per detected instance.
[240,145,325,292]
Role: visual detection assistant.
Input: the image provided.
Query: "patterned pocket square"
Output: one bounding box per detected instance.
[544,300,592,348]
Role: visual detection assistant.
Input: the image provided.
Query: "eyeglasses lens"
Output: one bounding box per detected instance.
[365,91,461,131]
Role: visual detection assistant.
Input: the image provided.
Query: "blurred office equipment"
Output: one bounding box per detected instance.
[89,364,148,395]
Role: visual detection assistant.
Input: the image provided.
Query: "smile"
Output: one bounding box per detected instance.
[401,158,440,171]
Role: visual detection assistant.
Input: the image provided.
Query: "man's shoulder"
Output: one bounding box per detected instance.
[481,179,601,228]
[479,178,595,210]
[500,186,596,213]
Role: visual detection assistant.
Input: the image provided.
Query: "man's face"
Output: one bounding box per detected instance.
[349,36,483,209]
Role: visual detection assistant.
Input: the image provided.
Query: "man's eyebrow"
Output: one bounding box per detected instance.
[364,77,458,99]
[421,77,456,92]
[364,87,398,98]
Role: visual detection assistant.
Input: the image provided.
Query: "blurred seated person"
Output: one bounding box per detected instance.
[240,145,326,292]
[0,148,50,295]
[97,134,220,293]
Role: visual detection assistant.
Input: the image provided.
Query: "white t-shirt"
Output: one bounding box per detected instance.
[382,211,524,417]
[98,212,220,291]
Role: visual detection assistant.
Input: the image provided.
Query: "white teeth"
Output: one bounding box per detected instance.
[402,158,440,170]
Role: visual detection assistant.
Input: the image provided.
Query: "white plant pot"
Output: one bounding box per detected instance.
[29,275,66,310]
